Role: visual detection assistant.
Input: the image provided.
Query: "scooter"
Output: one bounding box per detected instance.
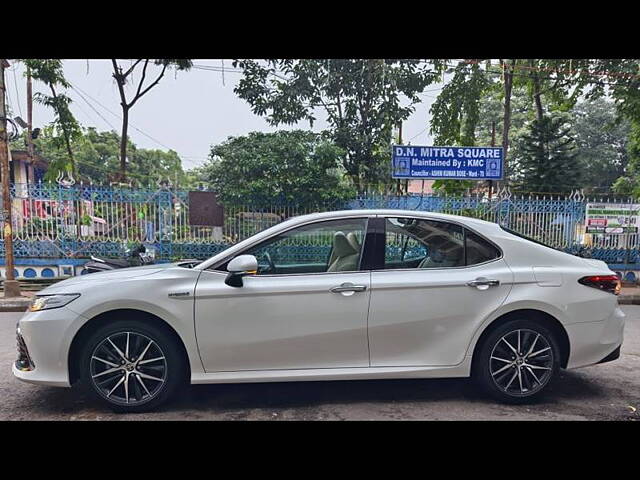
[84,244,154,273]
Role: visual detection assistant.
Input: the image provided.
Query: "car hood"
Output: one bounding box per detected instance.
[39,263,180,293]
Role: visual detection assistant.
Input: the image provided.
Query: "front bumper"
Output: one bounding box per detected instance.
[15,327,35,372]
[11,307,81,387]
[565,306,625,369]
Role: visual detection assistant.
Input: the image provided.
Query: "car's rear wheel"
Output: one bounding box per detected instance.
[473,319,561,404]
[79,320,185,413]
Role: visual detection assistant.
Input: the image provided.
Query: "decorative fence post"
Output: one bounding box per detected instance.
[157,182,174,260]
[496,187,512,228]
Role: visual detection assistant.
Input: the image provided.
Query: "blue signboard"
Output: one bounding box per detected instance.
[391,145,503,180]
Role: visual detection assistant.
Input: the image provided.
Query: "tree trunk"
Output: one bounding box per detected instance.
[120,107,129,181]
[531,61,544,121]
[501,60,514,187]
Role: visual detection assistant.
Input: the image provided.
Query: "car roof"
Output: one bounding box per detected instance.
[284,209,500,229]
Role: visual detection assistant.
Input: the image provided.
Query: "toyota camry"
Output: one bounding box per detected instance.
[13,210,625,412]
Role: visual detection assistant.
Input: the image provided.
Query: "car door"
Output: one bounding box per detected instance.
[194,216,372,372]
[368,216,513,367]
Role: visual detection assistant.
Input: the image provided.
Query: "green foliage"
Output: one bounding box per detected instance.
[20,59,82,180]
[475,84,534,167]
[198,130,356,207]
[613,119,640,197]
[27,127,187,186]
[232,59,445,192]
[583,60,640,197]
[431,179,474,195]
[431,61,490,146]
[429,59,626,192]
[472,90,630,193]
[571,98,630,193]
[429,62,490,194]
[514,114,578,193]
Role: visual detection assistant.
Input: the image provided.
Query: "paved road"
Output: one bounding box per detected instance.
[1,307,639,421]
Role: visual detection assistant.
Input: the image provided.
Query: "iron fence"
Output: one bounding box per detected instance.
[1,182,639,266]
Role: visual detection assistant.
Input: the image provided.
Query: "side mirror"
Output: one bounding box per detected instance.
[225,255,258,287]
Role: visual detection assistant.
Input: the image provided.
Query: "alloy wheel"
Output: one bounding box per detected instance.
[489,328,554,397]
[89,331,167,405]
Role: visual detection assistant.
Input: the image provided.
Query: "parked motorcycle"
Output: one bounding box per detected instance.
[84,244,154,273]
[84,244,201,273]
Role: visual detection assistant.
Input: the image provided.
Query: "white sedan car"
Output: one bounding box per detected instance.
[13,210,625,412]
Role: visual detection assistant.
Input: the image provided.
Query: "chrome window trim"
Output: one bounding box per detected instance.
[208,215,374,275]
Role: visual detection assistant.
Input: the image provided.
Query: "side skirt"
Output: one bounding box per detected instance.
[191,358,472,385]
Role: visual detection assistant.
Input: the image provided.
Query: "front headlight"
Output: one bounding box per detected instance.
[29,294,80,312]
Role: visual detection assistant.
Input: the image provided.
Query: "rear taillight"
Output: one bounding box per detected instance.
[578,275,621,295]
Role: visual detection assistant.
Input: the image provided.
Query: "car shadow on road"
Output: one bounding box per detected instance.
[9,367,611,419]
[168,368,611,413]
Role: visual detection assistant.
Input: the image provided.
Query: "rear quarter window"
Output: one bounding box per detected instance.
[465,229,501,265]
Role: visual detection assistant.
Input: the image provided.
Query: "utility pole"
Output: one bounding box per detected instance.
[26,65,34,163]
[0,59,21,297]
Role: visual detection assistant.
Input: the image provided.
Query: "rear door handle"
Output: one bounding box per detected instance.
[467,277,500,289]
[330,283,368,293]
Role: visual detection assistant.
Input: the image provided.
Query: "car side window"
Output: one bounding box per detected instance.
[234,218,368,275]
[384,217,465,269]
[385,231,428,264]
[466,229,500,265]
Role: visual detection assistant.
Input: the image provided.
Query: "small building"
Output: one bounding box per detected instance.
[7,149,48,186]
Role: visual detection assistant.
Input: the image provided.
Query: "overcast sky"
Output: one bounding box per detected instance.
[5,59,444,170]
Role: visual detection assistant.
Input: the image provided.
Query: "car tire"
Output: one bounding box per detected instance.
[473,318,561,404]
[79,319,186,413]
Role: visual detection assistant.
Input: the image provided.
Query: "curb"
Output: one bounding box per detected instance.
[0,298,30,313]
[618,296,640,305]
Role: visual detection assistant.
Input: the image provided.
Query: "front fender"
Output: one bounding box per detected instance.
[63,267,205,376]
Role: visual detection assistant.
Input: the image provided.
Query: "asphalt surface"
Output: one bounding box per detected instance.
[1,307,639,421]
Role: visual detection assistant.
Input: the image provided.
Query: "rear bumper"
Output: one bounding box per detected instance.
[596,345,621,364]
[565,306,625,369]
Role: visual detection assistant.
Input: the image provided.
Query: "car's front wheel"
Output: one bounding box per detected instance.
[79,320,185,413]
[473,319,561,404]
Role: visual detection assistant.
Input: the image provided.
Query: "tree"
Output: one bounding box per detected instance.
[612,120,640,196]
[430,59,600,191]
[26,126,188,186]
[129,147,187,186]
[199,130,355,207]
[514,114,578,193]
[111,59,192,181]
[429,61,490,194]
[583,60,640,197]
[232,59,444,192]
[571,98,629,193]
[21,59,82,181]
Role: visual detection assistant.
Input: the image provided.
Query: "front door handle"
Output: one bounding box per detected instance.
[467,277,500,289]
[330,283,368,294]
